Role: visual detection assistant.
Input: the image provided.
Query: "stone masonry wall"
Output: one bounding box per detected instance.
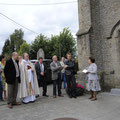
[77,0,120,91]
[98,0,120,89]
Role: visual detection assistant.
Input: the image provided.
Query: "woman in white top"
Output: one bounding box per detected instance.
[86,57,101,101]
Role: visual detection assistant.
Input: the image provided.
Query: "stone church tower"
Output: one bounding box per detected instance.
[77,0,120,91]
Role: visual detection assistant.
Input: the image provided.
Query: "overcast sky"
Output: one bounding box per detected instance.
[0,0,78,54]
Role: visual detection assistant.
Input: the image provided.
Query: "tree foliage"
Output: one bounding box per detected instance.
[10,29,25,52]
[19,42,30,56]
[2,39,11,59]
[2,28,76,60]
[29,34,50,59]
[2,29,25,58]
[56,28,76,59]
[30,28,76,60]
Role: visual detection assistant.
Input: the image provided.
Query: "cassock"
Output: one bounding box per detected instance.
[18,60,40,103]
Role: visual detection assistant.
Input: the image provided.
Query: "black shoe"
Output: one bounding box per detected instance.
[43,94,49,97]
[58,95,64,97]
[73,96,77,99]
[69,95,72,98]
[36,95,40,98]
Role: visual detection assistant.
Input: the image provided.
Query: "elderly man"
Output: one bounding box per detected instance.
[50,55,63,98]
[4,52,21,109]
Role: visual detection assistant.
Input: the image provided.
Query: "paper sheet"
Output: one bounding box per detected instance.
[82,69,88,73]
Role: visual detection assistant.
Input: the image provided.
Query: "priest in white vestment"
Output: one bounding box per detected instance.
[19,53,40,103]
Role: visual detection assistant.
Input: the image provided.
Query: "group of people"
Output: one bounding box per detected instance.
[0,51,101,109]
[4,52,40,108]
[50,53,77,98]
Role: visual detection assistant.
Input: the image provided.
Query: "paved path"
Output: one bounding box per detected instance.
[0,85,120,120]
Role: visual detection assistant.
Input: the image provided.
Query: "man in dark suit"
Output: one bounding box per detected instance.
[35,57,49,97]
[4,52,21,109]
[65,53,77,98]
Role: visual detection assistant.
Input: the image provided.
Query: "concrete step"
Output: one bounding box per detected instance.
[110,88,120,96]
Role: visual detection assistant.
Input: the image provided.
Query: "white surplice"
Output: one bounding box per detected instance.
[18,60,40,103]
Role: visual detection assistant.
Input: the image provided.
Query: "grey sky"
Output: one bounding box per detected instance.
[0,0,78,53]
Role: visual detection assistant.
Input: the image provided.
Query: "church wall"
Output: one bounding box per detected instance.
[77,0,120,90]
[98,0,120,89]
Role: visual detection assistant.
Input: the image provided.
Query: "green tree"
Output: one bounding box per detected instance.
[47,35,58,58]
[29,28,76,60]
[2,39,12,59]
[19,41,30,56]
[2,39,10,54]
[10,29,25,52]
[57,28,76,59]
[29,34,50,59]
[2,28,76,60]
[48,28,76,60]
[2,29,25,58]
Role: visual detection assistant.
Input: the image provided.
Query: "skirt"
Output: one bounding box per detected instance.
[2,76,6,91]
[86,80,101,91]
